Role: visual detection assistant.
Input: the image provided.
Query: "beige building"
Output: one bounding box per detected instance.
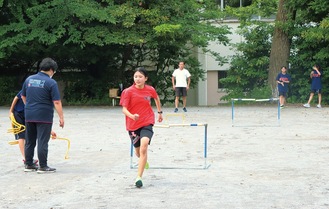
[186,21,243,106]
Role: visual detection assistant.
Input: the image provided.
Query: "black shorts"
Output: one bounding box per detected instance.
[14,111,25,140]
[128,125,154,148]
[278,91,287,97]
[311,89,321,94]
[175,87,187,97]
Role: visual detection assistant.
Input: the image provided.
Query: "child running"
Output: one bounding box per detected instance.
[120,67,163,188]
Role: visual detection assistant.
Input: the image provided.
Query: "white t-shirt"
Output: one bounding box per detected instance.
[172,68,191,87]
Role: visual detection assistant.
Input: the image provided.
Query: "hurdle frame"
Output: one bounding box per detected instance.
[231,98,280,127]
[130,123,210,170]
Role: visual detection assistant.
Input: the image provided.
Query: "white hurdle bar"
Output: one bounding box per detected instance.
[231,98,280,127]
[130,123,210,169]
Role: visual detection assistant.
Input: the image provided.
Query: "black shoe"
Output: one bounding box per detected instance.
[174,108,178,113]
[24,164,38,172]
[183,107,187,112]
[37,166,56,174]
[23,159,39,166]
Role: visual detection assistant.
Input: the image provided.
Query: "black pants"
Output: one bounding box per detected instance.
[25,122,52,167]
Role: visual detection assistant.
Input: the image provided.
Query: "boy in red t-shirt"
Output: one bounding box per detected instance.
[120,67,163,188]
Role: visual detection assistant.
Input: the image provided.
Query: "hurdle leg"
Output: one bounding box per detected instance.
[277,99,281,126]
[130,143,134,168]
[231,99,234,127]
[203,124,210,169]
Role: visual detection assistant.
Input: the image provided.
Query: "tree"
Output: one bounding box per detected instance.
[267,0,294,96]
[220,22,274,99]
[0,0,230,105]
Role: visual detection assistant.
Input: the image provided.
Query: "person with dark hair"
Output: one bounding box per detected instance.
[120,67,163,188]
[303,64,322,108]
[21,57,64,173]
[276,66,291,108]
[172,61,191,112]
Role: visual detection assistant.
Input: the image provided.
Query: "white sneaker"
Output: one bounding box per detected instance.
[317,104,322,108]
[303,103,310,108]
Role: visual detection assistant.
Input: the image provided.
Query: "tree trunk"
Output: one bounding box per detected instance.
[268,0,291,96]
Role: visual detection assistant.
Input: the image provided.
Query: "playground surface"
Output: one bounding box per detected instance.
[0,105,329,209]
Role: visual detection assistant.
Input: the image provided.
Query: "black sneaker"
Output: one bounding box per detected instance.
[24,164,38,172]
[37,166,56,174]
[174,108,178,113]
[183,107,187,112]
[23,159,39,166]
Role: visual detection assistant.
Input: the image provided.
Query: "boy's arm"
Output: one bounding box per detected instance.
[310,71,314,78]
[9,96,19,116]
[187,77,191,90]
[171,76,175,89]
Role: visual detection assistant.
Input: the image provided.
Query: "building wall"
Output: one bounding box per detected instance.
[197,21,243,106]
[206,71,227,105]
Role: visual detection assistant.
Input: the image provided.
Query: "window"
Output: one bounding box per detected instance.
[217,0,252,8]
[218,70,227,89]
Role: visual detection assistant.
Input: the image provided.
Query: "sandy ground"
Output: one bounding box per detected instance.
[0,104,329,209]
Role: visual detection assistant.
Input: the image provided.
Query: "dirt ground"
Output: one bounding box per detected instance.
[0,105,329,209]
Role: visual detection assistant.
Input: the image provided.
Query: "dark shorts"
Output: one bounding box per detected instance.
[14,111,25,140]
[278,91,287,97]
[128,125,154,148]
[311,89,321,94]
[175,87,187,97]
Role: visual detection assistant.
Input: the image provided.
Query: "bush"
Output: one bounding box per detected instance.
[0,76,17,105]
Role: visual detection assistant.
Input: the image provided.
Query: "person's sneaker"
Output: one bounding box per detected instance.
[24,164,38,172]
[303,103,310,108]
[135,176,143,188]
[37,166,56,174]
[174,108,178,113]
[183,107,187,112]
[23,159,39,166]
[317,104,322,108]
[280,105,284,109]
[145,162,149,169]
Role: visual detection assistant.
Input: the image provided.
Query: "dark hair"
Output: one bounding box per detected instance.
[135,67,148,77]
[313,64,321,70]
[39,58,58,72]
[281,66,287,70]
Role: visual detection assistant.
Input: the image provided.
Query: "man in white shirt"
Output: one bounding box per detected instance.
[171,61,191,112]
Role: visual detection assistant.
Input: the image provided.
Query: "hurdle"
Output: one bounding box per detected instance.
[130,123,210,170]
[231,98,280,127]
[164,113,186,123]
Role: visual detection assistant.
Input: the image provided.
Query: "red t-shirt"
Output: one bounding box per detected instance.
[120,84,158,131]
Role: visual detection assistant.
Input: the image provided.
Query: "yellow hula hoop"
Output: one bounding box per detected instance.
[7,113,25,135]
[53,136,71,159]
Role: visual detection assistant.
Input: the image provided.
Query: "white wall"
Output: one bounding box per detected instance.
[197,21,244,105]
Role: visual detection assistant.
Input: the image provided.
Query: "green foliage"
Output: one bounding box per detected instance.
[0,0,229,105]
[0,76,16,105]
[220,22,273,101]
